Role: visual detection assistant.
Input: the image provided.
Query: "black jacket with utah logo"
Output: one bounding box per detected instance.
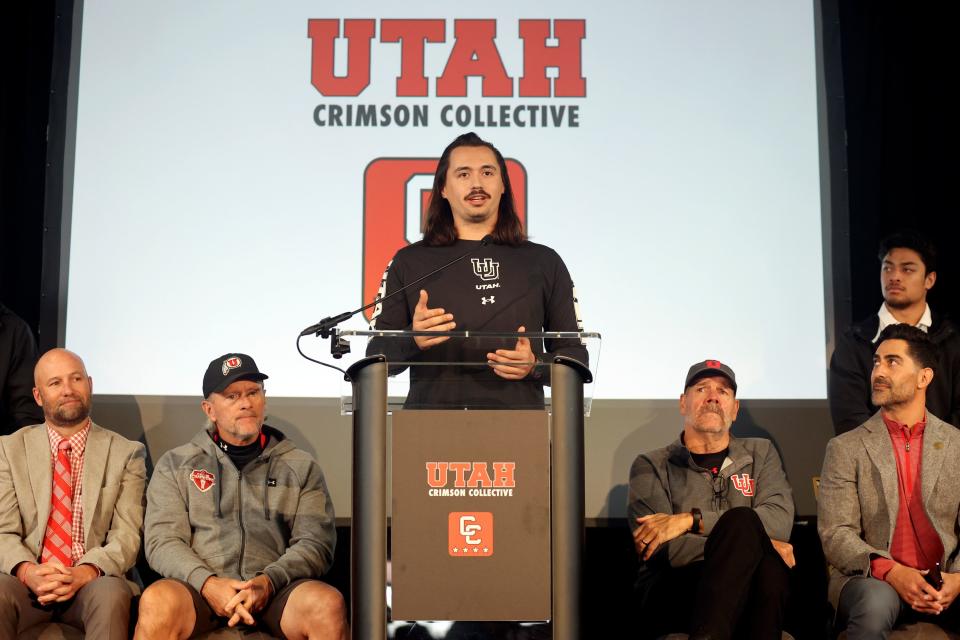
[366,239,587,409]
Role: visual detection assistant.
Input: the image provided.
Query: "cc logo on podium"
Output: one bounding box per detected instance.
[448,512,494,557]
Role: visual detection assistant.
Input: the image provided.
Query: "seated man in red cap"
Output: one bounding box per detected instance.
[628,359,795,640]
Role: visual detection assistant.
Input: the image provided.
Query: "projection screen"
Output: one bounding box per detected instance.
[63,1,826,400]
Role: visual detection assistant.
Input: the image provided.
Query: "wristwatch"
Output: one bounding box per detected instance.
[690,507,702,534]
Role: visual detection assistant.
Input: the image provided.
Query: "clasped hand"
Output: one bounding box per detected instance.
[18,561,98,604]
[201,574,273,627]
[887,564,960,615]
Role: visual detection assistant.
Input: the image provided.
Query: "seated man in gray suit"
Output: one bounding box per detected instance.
[628,359,795,640]
[820,324,960,638]
[0,348,147,639]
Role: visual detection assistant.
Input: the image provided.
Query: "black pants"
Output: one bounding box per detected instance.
[636,507,790,640]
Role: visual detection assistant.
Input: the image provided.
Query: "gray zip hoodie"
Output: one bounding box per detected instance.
[144,425,336,593]
[627,434,794,571]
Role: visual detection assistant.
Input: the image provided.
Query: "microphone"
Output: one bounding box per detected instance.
[299,234,493,338]
[712,474,727,510]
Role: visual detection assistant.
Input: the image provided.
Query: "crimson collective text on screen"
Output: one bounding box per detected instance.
[312,103,580,128]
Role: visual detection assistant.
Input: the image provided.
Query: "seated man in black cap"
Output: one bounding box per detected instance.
[628,359,795,640]
[134,353,348,640]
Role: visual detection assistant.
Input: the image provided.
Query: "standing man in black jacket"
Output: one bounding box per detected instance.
[0,302,43,435]
[829,231,960,433]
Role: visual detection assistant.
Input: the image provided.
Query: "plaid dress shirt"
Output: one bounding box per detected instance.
[45,421,91,563]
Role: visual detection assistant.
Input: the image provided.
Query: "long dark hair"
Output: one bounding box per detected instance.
[422,132,526,246]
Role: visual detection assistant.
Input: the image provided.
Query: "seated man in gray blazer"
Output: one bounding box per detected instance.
[820,324,960,638]
[0,348,147,639]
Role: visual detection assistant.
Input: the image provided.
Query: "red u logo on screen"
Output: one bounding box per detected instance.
[361,158,527,322]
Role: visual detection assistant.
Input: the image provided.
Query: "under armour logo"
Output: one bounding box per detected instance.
[731,473,755,497]
[482,296,496,305]
[471,258,500,281]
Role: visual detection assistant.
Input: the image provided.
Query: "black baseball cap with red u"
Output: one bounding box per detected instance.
[203,353,269,398]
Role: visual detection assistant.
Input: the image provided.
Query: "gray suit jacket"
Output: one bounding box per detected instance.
[0,422,146,580]
[818,411,960,607]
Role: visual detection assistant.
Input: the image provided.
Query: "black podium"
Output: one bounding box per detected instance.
[342,329,597,640]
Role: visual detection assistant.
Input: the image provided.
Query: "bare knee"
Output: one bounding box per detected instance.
[312,584,347,627]
[281,581,348,640]
[134,579,195,640]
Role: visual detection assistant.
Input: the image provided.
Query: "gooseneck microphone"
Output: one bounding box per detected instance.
[299,234,493,338]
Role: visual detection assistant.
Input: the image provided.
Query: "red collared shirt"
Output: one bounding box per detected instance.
[45,421,91,564]
[870,412,944,580]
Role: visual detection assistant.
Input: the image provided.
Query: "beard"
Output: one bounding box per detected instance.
[871,376,914,408]
[46,398,91,427]
[883,296,913,311]
[217,417,263,446]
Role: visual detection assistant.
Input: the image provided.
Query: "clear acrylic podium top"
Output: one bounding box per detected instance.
[337,330,600,416]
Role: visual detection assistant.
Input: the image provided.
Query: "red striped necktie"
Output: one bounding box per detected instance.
[41,440,74,566]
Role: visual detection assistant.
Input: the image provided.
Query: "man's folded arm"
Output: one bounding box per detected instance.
[628,455,705,567]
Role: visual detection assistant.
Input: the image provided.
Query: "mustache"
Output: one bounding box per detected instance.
[466,189,490,199]
[699,404,724,416]
[873,376,892,388]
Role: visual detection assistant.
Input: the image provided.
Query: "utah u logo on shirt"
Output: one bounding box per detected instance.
[471,258,500,281]
[731,473,755,497]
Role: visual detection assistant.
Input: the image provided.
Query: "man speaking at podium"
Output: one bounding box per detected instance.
[367,132,586,408]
